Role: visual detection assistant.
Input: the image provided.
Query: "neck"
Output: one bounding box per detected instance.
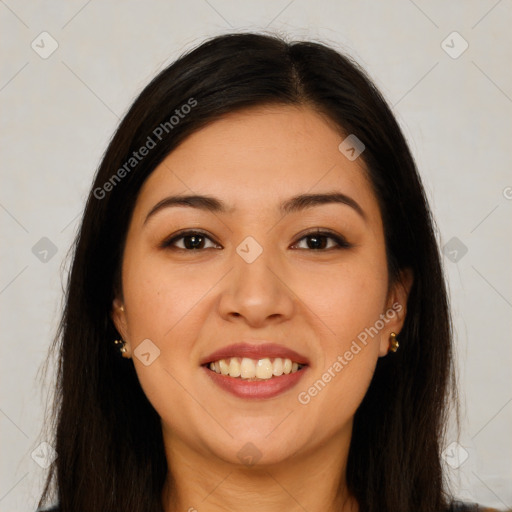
[161,426,358,512]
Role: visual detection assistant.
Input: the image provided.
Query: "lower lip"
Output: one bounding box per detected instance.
[202,365,308,399]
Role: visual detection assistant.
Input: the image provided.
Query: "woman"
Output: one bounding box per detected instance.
[36,32,499,512]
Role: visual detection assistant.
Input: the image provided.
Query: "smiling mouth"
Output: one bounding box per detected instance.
[204,356,307,381]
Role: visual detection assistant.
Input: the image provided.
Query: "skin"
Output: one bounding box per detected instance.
[112,104,412,512]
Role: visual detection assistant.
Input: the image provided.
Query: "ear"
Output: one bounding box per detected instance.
[111,297,129,342]
[378,268,414,357]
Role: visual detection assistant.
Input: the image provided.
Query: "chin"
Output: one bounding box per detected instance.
[203,429,306,468]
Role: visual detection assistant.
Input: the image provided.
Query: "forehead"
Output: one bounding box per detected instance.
[134,104,376,218]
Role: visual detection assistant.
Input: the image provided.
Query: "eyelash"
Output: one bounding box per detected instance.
[160,229,352,252]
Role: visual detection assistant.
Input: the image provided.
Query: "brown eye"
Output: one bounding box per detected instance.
[292,230,352,251]
[161,230,220,251]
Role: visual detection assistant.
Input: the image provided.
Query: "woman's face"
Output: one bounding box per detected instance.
[112,104,410,467]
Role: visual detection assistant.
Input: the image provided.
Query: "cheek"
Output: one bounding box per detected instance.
[121,250,224,393]
[122,251,218,342]
[296,274,386,432]
[295,254,389,346]
[294,251,388,412]
[120,256,213,418]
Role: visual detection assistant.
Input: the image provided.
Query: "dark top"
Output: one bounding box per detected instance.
[449,502,499,511]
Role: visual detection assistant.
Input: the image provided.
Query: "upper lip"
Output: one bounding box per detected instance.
[200,342,310,366]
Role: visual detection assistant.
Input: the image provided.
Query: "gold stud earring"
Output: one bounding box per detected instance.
[114,339,131,358]
[388,332,399,353]
[114,305,128,356]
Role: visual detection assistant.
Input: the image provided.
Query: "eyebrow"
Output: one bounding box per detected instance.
[143,191,367,225]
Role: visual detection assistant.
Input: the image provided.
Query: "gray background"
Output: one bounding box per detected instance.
[1,1,511,510]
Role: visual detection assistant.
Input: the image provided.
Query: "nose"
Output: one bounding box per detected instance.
[217,246,296,328]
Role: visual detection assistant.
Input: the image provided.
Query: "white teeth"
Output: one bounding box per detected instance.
[240,357,256,379]
[228,357,241,377]
[209,361,221,373]
[272,357,284,376]
[255,358,273,379]
[219,359,229,376]
[207,357,304,380]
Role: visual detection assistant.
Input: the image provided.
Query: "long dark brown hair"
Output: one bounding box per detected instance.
[37,31,458,512]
